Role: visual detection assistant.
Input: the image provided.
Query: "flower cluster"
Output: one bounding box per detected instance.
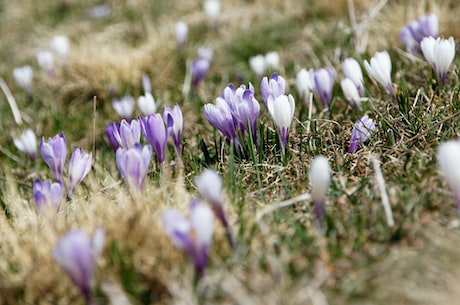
[399,13,438,54]
[249,51,280,77]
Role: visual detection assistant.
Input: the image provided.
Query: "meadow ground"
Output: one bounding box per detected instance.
[1,0,460,304]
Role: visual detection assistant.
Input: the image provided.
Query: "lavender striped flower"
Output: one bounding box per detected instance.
[348,116,376,153]
[140,114,171,164]
[191,58,210,87]
[400,13,438,54]
[204,98,237,140]
[68,148,92,196]
[33,178,63,213]
[53,228,104,304]
[105,122,121,151]
[112,119,141,149]
[162,199,214,278]
[260,73,286,104]
[163,104,183,159]
[40,133,67,180]
[313,68,335,107]
[116,144,152,191]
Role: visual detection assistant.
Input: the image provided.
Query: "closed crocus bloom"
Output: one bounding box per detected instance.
[309,155,331,231]
[137,92,157,115]
[162,199,214,278]
[175,20,188,49]
[195,169,222,206]
[249,54,266,77]
[33,178,63,213]
[265,51,280,70]
[53,229,96,303]
[142,74,152,94]
[40,133,67,180]
[342,58,364,96]
[163,104,183,159]
[204,98,237,140]
[400,13,438,54]
[399,26,420,54]
[36,50,55,76]
[348,115,376,153]
[50,35,70,59]
[437,140,460,210]
[203,0,220,26]
[267,94,295,154]
[418,13,438,38]
[105,122,121,151]
[140,114,170,164]
[421,36,456,87]
[341,78,361,107]
[260,73,286,104]
[364,50,395,98]
[113,96,135,120]
[191,58,210,87]
[313,68,335,107]
[13,128,37,159]
[116,144,152,191]
[13,65,33,92]
[68,148,92,196]
[198,46,214,61]
[113,119,141,149]
[296,68,314,100]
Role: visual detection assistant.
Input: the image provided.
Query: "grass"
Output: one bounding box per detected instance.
[1,0,460,304]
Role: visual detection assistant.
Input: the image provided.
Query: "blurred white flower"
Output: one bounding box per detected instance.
[36,50,55,76]
[113,96,135,120]
[265,51,280,70]
[137,92,157,115]
[203,0,220,25]
[296,68,314,101]
[13,128,37,159]
[13,65,33,92]
[438,140,460,210]
[175,20,188,49]
[50,35,70,59]
[341,78,361,107]
[249,55,266,77]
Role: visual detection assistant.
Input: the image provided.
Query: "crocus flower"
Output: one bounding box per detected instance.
[13,128,37,159]
[105,122,121,151]
[296,68,314,101]
[260,73,286,104]
[198,46,214,61]
[36,50,55,76]
[249,54,266,77]
[364,50,395,98]
[68,148,92,196]
[341,78,362,107]
[400,13,438,54]
[204,98,237,140]
[140,114,171,164]
[163,104,183,159]
[195,169,233,248]
[309,155,331,232]
[113,96,135,120]
[50,35,70,59]
[437,140,460,211]
[421,36,456,87]
[203,0,220,26]
[142,74,152,94]
[267,94,295,154]
[265,51,280,70]
[313,68,335,107]
[53,228,104,303]
[348,115,376,153]
[342,58,364,96]
[116,144,152,192]
[40,133,67,180]
[137,92,157,115]
[175,20,188,49]
[162,199,214,278]
[13,65,33,93]
[112,119,141,149]
[33,178,63,214]
[191,58,210,87]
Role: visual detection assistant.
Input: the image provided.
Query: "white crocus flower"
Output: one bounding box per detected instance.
[50,35,70,59]
[265,51,280,70]
[438,140,460,210]
[137,92,157,115]
[296,68,314,100]
[267,94,295,154]
[341,78,361,107]
[249,55,266,77]
[13,128,38,159]
[13,66,33,92]
[421,36,456,87]
[175,20,188,48]
[309,155,331,232]
[342,58,364,96]
[364,50,395,97]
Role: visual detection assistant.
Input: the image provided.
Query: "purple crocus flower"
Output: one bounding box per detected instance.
[139,114,171,164]
[348,115,376,153]
[313,68,335,107]
[112,96,135,120]
[68,148,92,197]
[116,144,152,192]
[260,73,286,104]
[53,228,105,304]
[163,104,183,159]
[105,122,121,151]
[40,133,67,180]
[400,13,438,54]
[195,169,234,248]
[204,98,237,140]
[162,199,214,278]
[191,58,210,87]
[33,178,63,214]
[112,119,141,149]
